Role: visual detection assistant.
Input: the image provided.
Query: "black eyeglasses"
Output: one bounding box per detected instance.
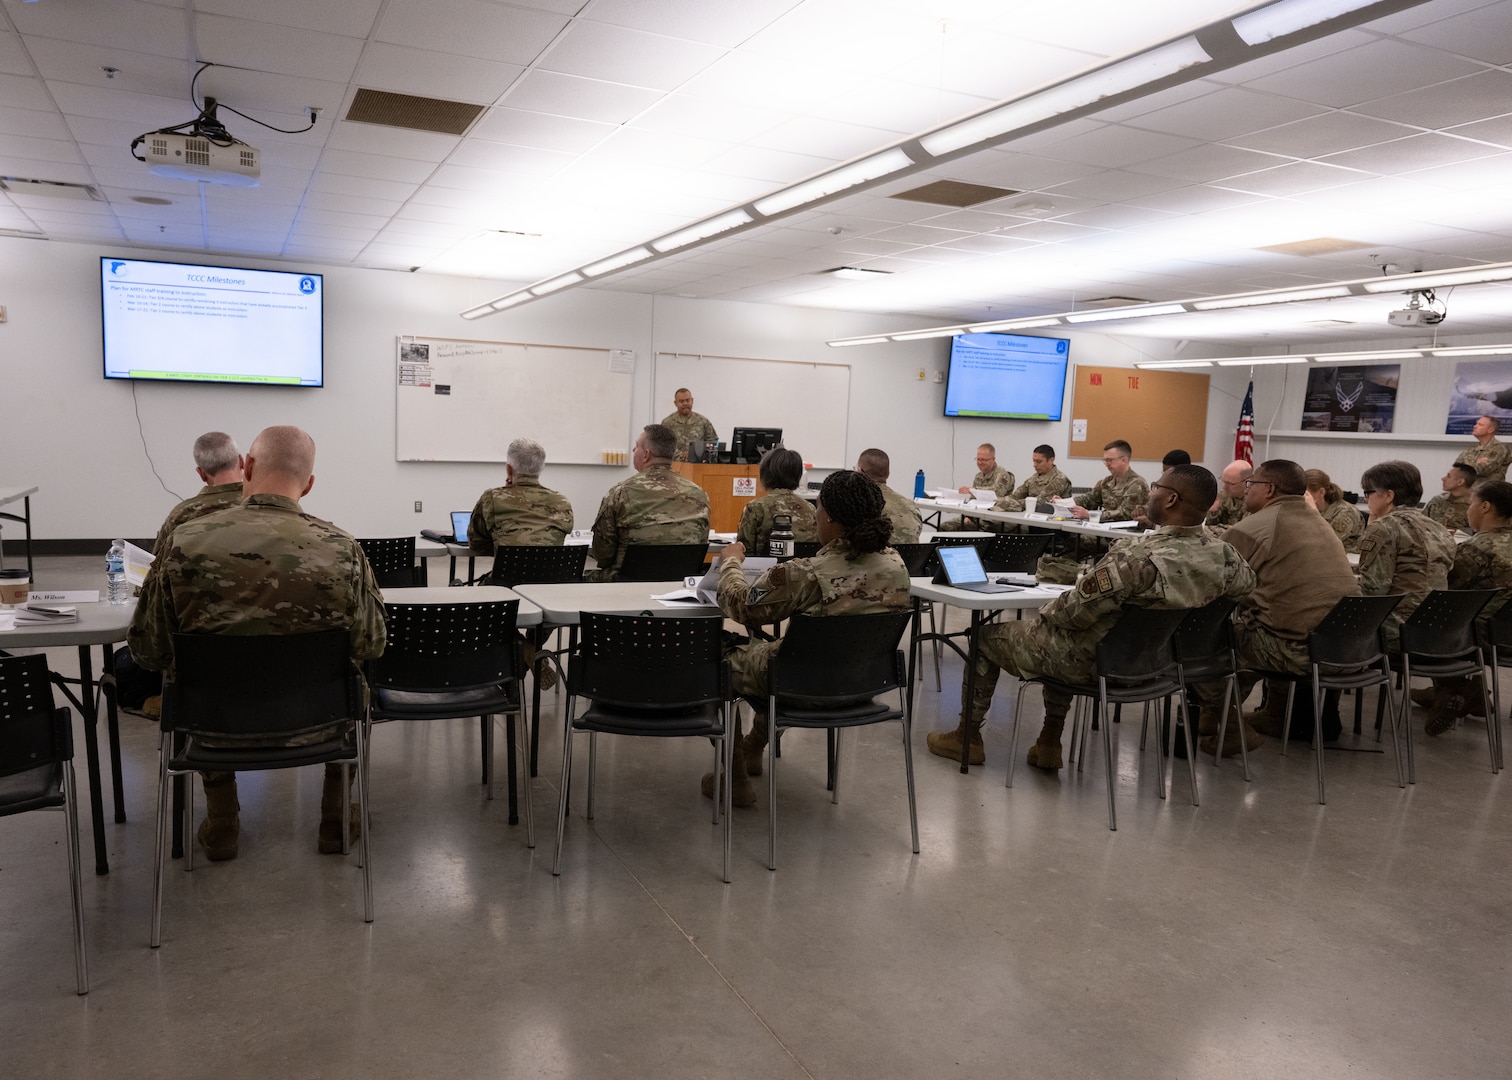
[1241,478,1274,489]
[1361,488,1378,495]
[1149,481,1181,499]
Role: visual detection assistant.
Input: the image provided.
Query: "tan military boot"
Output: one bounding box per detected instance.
[1025,718,1065,770]
[1410,685,1437,708]
[702,717,757,807]
[318,764,361,854]
[197,771,240,861]
[926,720,985,765]
[741,710,770,776]
[1244,681,1291,739]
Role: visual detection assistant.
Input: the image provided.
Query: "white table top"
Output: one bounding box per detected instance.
[380,585,541,626]
[909,577,1068,611]
[414,538,450,559]
[514,581,720,625]
[0,485,38,507]
[0,599,136,647]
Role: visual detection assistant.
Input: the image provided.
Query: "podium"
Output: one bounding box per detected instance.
[671,462,765,533]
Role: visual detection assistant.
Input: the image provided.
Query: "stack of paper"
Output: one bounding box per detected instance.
[16,603,79,624]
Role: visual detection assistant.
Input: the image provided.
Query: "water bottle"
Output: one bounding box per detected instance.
[768,514,794,559]
[106,539,129,605]
[914,469,926,498]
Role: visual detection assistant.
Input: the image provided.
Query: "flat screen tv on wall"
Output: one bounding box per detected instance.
[101,256,324,386]
[942,332,1070,420]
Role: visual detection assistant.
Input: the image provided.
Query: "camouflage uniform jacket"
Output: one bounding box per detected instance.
[128,493,386,685]
[661,411,718,459]
[736,489,818,553]
[968,465,1015,498]
[1075,470,1149,522]
[993,467,1073,511]
[1221,495,1358,642]
[1357,507,1455,632]
[1322,498,1365,553]
[1204,494,1247,537]
[589,463,710,579]
[718,539,911,697]
[151,481,244,555]
[1456,436,1511,481]
[1423,492,1471,533]
[879,483,923,544]
[1448,524,1512,620]
[467,476,574,552]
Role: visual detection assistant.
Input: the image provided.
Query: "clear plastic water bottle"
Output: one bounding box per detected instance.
[768,514,794,559]
[106,538,129,604]
[914,469,926,498]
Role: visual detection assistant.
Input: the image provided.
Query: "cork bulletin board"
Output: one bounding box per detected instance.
[1067,365,1210,460]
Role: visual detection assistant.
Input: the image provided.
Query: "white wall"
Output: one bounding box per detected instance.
[1,235,1243,541]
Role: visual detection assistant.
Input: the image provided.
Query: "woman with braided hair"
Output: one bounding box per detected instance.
[703,469,911,807]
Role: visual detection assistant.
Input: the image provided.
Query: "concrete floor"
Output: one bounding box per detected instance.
[2,556,1508,1079]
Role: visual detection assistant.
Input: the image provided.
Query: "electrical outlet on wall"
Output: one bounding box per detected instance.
[414,501,422,512]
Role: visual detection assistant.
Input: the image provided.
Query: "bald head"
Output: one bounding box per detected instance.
[244,425,316,500]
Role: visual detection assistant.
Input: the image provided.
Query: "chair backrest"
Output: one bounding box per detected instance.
[0,654,72,778]
[1093,607,1189,680]
[1172,596,1238,665]
[982,532,1053,573]
[357,536,417,588]
[1307,593,1404,667]
[368,600,520,692]
[615,543,710,582]
[925,535,990,576]
[1399,588,1498,657]
[484,544,587,587]
[573,613,727,709]
[792,541,823,559]
[769,611,912,702]
[164,630,361,739]
[891,543,937,576]
[1485,601,1512,650]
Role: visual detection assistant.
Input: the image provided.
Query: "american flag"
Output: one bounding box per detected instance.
[1234,381,1255,464]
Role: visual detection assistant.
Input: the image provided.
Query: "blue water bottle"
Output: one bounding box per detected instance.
[914,469,926,498]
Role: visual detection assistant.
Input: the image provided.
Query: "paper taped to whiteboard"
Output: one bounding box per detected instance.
[609,348,635,374]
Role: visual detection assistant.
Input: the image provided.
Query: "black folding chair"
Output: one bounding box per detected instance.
[792,541,823,558]
[762,611,917,870]
[367,599,532,843]
[1394,588,1499,781]
[153,630,370,947]
[553,614,733,881]
[1478,602,1512,773]
[1172,597,1250,780]
[615,543,710,582]
[0,655,88,994]
[982,532,1053,574]
[358,536,419,588]
[482,544,588,587]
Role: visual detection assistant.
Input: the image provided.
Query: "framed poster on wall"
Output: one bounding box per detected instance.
[1446,359,1512,434]
[1301,365,1399,433]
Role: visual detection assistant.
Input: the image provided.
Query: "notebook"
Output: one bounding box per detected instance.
[933,545,1022,594]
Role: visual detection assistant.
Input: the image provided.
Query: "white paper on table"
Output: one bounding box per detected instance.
[124,541,155,586]
[970,487,997,502]
[1100,520,1140,529]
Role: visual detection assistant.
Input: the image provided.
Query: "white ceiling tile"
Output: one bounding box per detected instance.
[0,157,95,184]
[678,51,852,112]
[586,0,800,47]
[375,219,472,243]
[1204,28,1377,86]
[1239,39,1484,109]
[1351,69,1512,130]
[500,71,664,124]
[1052,204,1177,231]
[1043,169,1187,203]
[589,126,731,169]
[23,39,192,100]
[195,0,385,38]
[933,232,1046,254]
[283,241,367,259]
[309,172,419,202]
[317,149,437,185]
[353,42,523,105]
[931,151,1096,193]
[1123,87,1326,142]
[191,65,349,119]
[443,140,574,177]
[1227,111,1419,157]
[0,106,70,141]
[891,32,1104,102]
[10,1,190,57]
[0,133,83,165]
[288,222,380,242]
[0,32,32,77]
[1130,143,1284,183]
[48,82,198,125]
[747,115,905,159]
[1446,114,1512,149]
[422,163,549,197]
[1398,1,1512,65]
[1039,125,1204,170]
[630,92,791,142]
[539,21,725,91]
[1118,184,1270,216]
[805,80,991,137]
[324,122,460,162]
[1216,161,1371,197]
[1319,132,1505,175]
[701,143,836,184]
[468,108,615,153]
[193,14,365,82]
[0,72,59,113]
[1400,151,1512,192]
[374,0,570,66]
[295,207,392,230]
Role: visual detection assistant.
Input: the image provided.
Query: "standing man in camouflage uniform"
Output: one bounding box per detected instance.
[991,444,1074,511]
[1070,440,1149,523]
[736,447,817,553]
[856,447,923,543]
[588,423,710,581]
[705,469,911,806]
[1423,463,1475,532]
[661,387,718,461]
[938,443,1016,532]
[1192,459,1359,753]
[1204,460,1252,537]
[128,426,386,861]
[927,464,1255,768]
[1357,460,1455,652]
[1456,416,1511,481]
[467,437,574,551]
[150,431,246,555]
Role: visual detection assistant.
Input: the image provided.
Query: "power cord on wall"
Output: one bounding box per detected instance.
[132,381,183,502]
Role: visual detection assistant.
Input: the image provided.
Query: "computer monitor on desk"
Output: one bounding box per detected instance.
[730,427,782,464]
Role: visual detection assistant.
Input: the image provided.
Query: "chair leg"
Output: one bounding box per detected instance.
[928,603,942,693]
[1075,696,1089,773]
[62,763,88,994]
[1489,651,1503,773]
[1399,658,1417,784]
[516,711,534,848]
[182,768,195,873]
[1280,682,1297,755]
[552,699,577,875]
[340,762,353,857]
[1006,680,1030,788]
[831,728,842,805]
[151,736,171,948]
[721,706,732,883]
[1228,679,1251,782]
[1311,673,1327,806]
[480,714,490,787]
[1476,657,1499,774]
[1099,687,1117,831]
[1379,664,1405,788]
[1178,691,1200,807]
[900,696,919,855]
[586,731,597,821]
[356,721,373,923]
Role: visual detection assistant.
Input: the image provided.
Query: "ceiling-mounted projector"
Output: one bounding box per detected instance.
[131,97,261,187]
[1386,289,1443,328]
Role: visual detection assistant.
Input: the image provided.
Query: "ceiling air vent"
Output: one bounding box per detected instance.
[889,180,1021,208]
[1258,237,1373,256]
[345,88,486,136]
[0,176,104,201]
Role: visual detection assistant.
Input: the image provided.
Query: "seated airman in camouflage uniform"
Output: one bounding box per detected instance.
[128,426,386,862]
[927,464,1256,769]
[1357,460,1455,653]
[1422,463,1475,533]
[1202,460,1252,537]
[467,437,574,552]
[736,447,817,553]
[150,431,246,555]
[588,423,710,581]
[1306,469,1365,553]
[1071,439,1149,523]
[992,444,1074,512]
[855,446,922,543]
[661,387,719,461]
[705,469,912,806]
[938,443,1015,532]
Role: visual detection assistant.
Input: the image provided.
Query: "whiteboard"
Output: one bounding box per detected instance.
[654,352,851,468]
[395,336,634,464]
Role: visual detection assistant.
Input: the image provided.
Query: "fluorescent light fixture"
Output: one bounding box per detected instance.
[1065,303,1187,324]
[920,99,1067,158]
[530,273,581,296]
[649,209,752,254]
[491,293,532,310]
[1216,356,1308,366]
[1430,346,1512,356]
[827,336,891,348]
[583,247,653,277]
[1360,263,1512,292]
[1232,0,1380,46]
[968,318,1063,332]
[889,328,961,341]
[825,266,892,281]
[1327,350,1424,360]
[1134,360,1214,369]
[753,150,913,217]
[1192,285,1350,310]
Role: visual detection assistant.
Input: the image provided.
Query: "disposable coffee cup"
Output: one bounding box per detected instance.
[1024,497,1037,515]
[1088,509,1104,524]
[0,568,29,607]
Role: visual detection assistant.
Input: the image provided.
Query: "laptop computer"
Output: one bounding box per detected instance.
[933,545,1022,593]
[422,511,473,544]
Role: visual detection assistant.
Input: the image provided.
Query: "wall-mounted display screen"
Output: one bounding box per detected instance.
[943,332,1070,420]
[101,257,323,386]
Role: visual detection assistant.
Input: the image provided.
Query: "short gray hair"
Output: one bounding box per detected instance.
[193,431,239,474]
[507,437,546,477]
[642,424,677,460]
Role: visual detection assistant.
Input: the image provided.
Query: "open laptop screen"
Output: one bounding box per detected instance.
[937,544,988,586]
[450,511,472,541]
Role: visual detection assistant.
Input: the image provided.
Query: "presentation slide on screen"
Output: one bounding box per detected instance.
[944,333,1069,419]
[101,259,323,385]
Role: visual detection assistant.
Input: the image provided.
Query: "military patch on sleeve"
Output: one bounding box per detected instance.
[1078,566,1116,597]
[1358,536,1377,555]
